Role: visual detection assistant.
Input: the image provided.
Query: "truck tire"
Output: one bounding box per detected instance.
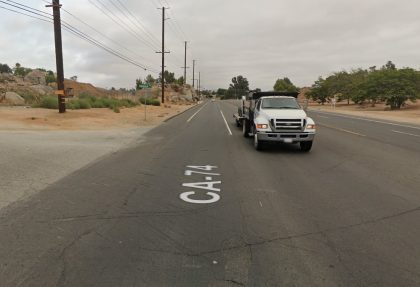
[236,119,240,127]
[254,134,264,151]
[242,119,250,137]
[300,141,313,152]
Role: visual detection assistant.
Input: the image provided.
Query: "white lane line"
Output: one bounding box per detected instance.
[259,201,263,208]
[319,123,366,137]
[187,102,209,123]
[317,115,329,119]
[220,110,233,136]
[310,110,420,130]
[392,130,420,138]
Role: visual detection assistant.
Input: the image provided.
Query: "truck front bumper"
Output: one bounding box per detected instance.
[256,132,315,143]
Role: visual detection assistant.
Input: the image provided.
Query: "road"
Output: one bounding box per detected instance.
[1,100,419,286]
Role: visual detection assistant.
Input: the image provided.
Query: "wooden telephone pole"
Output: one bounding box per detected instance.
[47,0,66,113]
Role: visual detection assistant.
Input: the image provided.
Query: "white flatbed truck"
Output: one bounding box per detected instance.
[234,91,316,151]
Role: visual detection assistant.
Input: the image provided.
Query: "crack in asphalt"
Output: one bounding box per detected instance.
[57,228,96,286]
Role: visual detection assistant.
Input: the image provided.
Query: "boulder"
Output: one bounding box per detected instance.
[30,84,53,96]
[24,70,47,85]
[4,91,25,105]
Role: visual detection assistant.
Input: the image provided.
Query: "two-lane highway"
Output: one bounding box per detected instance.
[1,100,420,286]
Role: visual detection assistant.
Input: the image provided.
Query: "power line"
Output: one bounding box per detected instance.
[61,7,156,66]
[0,1,159,73]
[89,0,159,52]
[111,0,161,48]
[0,4,50,23]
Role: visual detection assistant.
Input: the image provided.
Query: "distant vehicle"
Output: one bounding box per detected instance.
[234,91,316,151]
[211,98,215,102]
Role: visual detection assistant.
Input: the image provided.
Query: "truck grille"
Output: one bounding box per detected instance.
[272,119,304,132]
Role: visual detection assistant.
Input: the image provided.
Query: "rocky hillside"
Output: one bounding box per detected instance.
[0,69,198,106]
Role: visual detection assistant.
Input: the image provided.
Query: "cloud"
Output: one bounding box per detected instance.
[1,0,420,90]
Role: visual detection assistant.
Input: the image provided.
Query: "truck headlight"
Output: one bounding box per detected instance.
[256,124,268,129]
[306,124,316,130]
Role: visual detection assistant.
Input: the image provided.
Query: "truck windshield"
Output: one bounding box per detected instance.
[261,98,301,109]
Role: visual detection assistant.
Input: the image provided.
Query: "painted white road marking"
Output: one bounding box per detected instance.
[181,165,221,204]
[392,130,420,138]
[185,170,220,176]
[259,201,263,208]
[319,123,366,137]
[220,110,233,136]
[311,110,420,130]
[187,102,209,123]
[180,191,220,204]
[317,115,329,119]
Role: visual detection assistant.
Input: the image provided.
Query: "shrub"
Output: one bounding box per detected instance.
[78,99,91,109]
[39,96,58,109]
[140,98,160,106]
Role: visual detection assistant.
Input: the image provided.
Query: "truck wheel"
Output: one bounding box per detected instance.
[242,119,250,137]
[300,141,313,152]
[254,134,264,151]
[236,119,240,127]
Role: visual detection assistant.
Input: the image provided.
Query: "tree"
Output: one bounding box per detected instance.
[383,60,396,70]
[159,70,176,84]
[227,75,249,99]
[13,63,31,77]
[0,63,12,74]
[70,75,78,81]
[308,77,329,104]
[145,74,156,85]
[273,77,298,92]
[364,68,420,109]
[176,76,184,85]
[45,70,56,84]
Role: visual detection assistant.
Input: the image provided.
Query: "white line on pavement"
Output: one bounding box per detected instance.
[220,110,233,136]
[392,130,420,138]
[310,110,420,130]
[317,115,329,119]
[187,102,209,123]
[319,123,366,137]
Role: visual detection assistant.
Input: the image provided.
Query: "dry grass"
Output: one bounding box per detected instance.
[0,104,194,131]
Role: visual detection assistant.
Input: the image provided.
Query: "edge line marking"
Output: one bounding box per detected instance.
[187,102,209,123]
[220,110,233,136]
[310,110,420,130]
[392,130,420,138]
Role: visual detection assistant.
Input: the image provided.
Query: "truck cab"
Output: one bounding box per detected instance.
[234,91,315,151]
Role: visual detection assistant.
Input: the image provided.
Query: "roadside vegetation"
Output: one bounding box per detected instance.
[308,61,420,109]
[35,93,143,112]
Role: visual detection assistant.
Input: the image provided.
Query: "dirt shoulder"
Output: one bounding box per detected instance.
[308,102,420,125]
[0,104,194,131]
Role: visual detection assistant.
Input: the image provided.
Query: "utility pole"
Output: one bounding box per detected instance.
[198,71,201,98]
[156,7,170,103]
[181,41,189,85]
[47,0,65,113]
[192,59,196,88]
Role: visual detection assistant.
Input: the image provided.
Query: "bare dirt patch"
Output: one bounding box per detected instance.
[0,104,194,131]
[309,101,420,125]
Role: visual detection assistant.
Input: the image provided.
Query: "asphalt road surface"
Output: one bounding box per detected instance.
[1,100,419,286]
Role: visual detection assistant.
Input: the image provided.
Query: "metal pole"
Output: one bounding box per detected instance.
[51,0,65,113]
[161,7,165,104]
[198,71,201,98]
[192,59,195,88]
[184,41,187,85]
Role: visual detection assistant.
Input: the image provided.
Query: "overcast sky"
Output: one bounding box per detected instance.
[1,0,420,90]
